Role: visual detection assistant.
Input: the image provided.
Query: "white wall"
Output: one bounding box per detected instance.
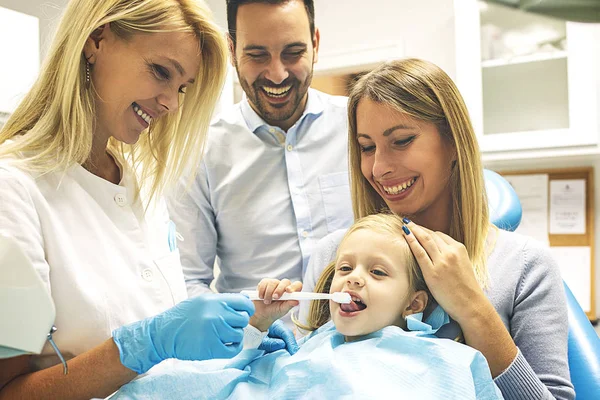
[0,7,39,113]
[206,0,467,77]
[205,0,462,78]
[316,0,458,75]
[204,0,227,31]
[0,0,68,59]
[0,0,68,114]
[312,0,482,133]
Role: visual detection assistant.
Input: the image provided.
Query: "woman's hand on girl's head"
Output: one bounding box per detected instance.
[401,221,491,325]
[249,278,302,332]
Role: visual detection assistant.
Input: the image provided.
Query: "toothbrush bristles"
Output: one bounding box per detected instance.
[332,292,352,304]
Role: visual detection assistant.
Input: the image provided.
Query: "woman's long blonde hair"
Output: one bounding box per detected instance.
[298,213,434,332]
[347,59,490,287]
[0,0,228,204]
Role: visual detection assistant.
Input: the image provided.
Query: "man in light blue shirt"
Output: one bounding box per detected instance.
[168,0,353,297]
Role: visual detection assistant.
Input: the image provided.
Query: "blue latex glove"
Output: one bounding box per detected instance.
[112,293,255,374]
[258,320,299,355]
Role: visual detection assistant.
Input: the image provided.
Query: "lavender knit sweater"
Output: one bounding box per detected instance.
[300,228,575,400]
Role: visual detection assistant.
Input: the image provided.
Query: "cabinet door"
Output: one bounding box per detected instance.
[475,1,599,153]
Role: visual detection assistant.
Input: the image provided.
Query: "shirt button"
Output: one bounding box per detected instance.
[287,145,293,151]
[141,268,154,282]
[302,230,309,238]
[114,193,128,207]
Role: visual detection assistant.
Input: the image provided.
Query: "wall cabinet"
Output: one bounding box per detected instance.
[311,0,600,158]
[473,1,600,154]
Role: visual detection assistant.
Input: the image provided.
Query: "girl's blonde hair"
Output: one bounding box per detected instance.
[347,58,490,287]
[298,213,433,332]
[0,0,228,204]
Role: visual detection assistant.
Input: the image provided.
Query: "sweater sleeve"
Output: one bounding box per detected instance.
[493,239,574,400]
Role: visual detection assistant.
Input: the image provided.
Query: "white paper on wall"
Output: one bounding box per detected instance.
[504,174,549,245]
[549,179,586,235]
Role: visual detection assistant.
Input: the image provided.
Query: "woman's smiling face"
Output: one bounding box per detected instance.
[85,25,201,145]
[355,98,456,228]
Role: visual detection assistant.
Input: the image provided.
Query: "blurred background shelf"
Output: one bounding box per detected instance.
[482,50,567,68]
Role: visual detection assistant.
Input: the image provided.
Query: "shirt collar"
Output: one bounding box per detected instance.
[240,88,325,133]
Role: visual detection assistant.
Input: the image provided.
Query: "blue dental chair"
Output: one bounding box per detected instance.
[485,169,600,398]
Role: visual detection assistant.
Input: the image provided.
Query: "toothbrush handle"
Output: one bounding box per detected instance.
[240,290,330,301]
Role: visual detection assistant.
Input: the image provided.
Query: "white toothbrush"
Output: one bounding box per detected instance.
[240,290,352,304]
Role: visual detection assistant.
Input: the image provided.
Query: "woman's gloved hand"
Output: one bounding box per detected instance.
[258,320,299,355]
[112,293,255,374]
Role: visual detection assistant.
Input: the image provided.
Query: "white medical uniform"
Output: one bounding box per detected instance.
[0,152,187,371]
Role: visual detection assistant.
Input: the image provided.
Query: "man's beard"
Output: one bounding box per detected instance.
[238,70,313,124]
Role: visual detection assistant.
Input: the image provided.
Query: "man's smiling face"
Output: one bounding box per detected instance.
[232,0,319,131]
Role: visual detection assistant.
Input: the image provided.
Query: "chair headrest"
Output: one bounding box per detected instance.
[484,169,522,232]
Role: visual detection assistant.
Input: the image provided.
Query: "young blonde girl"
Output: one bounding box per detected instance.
[296,213,435,335]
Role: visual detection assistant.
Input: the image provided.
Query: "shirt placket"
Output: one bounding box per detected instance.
[279,125,314,274]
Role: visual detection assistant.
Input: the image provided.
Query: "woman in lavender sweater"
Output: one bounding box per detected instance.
[301,58,574,400]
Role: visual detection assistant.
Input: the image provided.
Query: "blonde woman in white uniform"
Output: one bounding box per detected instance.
[0,1,257,399]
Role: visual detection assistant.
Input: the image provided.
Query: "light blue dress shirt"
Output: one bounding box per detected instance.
[168,89,353,296]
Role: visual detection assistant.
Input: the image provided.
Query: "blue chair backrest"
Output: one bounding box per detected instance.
[484,169,600,398]
[564,283,600,398]
[484,169,522,231]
